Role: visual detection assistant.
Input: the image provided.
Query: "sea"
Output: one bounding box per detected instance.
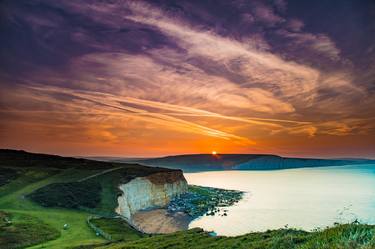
[184,164,375,236]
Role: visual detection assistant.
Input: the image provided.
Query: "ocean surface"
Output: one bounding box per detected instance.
[184,164,375,236]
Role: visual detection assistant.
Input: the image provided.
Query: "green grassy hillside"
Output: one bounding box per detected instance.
[0,167,106,248]
[0,150,181,248]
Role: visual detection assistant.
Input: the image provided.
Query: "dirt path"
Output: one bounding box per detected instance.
[77,167,123,182]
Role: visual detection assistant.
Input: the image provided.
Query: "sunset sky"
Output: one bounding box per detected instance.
[0,0,374,158]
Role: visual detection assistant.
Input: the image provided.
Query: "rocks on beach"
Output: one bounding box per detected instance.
[167,185,244,218]
[131,185,244,234]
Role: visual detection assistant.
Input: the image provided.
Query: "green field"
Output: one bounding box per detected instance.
[89,217,145,242]
[0,211,59,249]
[0,150,179,248]
[0,167,107,248]
[1,150,375,249]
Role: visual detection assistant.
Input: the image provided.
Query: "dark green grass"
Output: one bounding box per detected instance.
[0,168,107,249]
[0,149,179,174]
[0,211,60,249]
[0,168,20,187]
[90,217,145,242]
[300,223,375,249]
[0,149,115,170]
[98,224,375,249]
[28,181,102,209]
[96,227,310,249]
[0,168,60,199]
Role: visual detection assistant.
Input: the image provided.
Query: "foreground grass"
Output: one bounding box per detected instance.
[90,217,145,242]
[300,224,375,249]
[0,211,60,249]
[97,223,375,249]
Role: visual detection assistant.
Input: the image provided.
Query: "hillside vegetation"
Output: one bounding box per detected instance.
[97,224,375,249]
[0,149,180,248]
[0,211,60,249]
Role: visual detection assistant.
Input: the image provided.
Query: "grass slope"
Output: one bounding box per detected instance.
[0,211,60,249]
[90,217,145,242]
[0,168,107,248]
[0,150,182,248]
[97,224,375,249]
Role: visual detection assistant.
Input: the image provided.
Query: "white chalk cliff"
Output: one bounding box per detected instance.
[116,171,188,220]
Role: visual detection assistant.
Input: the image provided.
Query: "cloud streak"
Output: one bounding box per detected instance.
[26,85,256,144]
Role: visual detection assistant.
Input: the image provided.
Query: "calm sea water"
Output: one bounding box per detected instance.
[184,165,375,236]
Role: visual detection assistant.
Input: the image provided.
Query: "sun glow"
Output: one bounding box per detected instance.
[212,151,217,155]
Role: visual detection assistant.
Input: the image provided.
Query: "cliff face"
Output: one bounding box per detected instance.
[116,171,188,220]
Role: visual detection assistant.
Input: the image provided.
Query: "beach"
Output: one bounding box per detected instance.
[132,208,191,234]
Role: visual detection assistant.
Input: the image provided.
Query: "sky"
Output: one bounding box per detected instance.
[0,0,374,158]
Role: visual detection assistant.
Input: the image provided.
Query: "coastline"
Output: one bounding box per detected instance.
[128,185,244,234]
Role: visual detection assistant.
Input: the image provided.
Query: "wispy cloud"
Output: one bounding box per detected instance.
[277,30,342,61]
[125,1,320,99]
[26,85,256,144]
[253,2,285,26]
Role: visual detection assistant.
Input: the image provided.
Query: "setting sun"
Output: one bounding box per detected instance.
[212,151,217,155]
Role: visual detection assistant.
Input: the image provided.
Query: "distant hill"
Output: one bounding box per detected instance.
[4,149,372,173]
[134,154,375,172]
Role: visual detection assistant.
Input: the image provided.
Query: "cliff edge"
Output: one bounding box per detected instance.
[0,149,188,221]
[116,171,188,220]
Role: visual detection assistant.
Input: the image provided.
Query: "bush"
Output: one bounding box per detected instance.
[28,181,102,209]
[0,168,20,187]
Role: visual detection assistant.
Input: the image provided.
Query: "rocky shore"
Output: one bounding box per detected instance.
[168,185,244,218]
[130,185,244,234]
